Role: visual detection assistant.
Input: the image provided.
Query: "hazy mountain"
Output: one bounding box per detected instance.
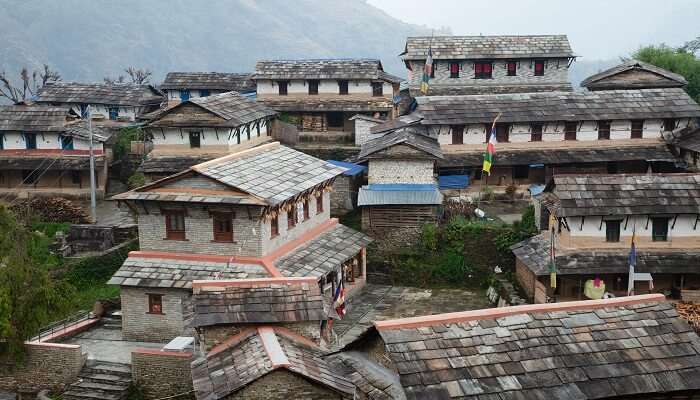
[0,0,446,84]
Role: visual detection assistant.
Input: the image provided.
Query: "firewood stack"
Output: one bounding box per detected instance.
[675,302,700,334]
[10,197,91,224]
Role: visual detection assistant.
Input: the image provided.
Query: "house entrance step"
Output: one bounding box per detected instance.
[63,361,131,400]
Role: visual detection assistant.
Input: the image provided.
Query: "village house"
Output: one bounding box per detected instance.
[139,91,278,180]
[0,105,111,199]
[401,35,576,96]
[356,128,443,236]
[514,174,700,304]
[365,87,700,192]
[673,127,700,171]
[35,82,163,123]
[365,294,700,399]
[580,59,688,91]
[159,72,256,105]
[254,59,402,139]
[109,142,372,342]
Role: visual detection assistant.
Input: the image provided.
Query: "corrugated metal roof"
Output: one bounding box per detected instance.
[327,160,367,176]
[366,184,437,191]
[438,175,469,189]
[358,186,443,206]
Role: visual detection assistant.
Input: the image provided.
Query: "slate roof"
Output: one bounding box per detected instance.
[193,143,347,205]
[512,233,700,276]
[401,35,575,60]
[0,156,104,170]
[275,224,373,278]
[359,129,443,160]
[160,72,255,92]
[258,97,394,112]
[375,295,700,399]
[440,144,678,167]
[36,82,163,106]
[416,88,700,125]
[543,174,700,217]
[191,327,355,400]
[149,91,277,128]
[0,105,68,132]
[193,280,327,327]
[139,154,218,174]
[370,114,424,135]
[581,60,688,90]
[63,120,110,142]
[358,185,444,206]
[107,253,269,289]
[676,127,700,153]
[327,351,407,400]
[255,58,400,82]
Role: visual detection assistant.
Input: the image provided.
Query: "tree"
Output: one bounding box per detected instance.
[633,44,700,103]
[0,64,61,104]
[104,67,152,85]
[0,206,73,361]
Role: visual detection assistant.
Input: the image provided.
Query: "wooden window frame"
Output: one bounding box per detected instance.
[531,123,543,142]
[449,62,460,78]
[163,210,186,241]
[534,60,545,76]
[338,80,349,95]
[60,135,74,150]
[564,122,578,141]
[598,120,611,140]
[308,80,319,95]
[108,107,119,121]
[663,118,676,132]
[270,215,279,238]
[25,133,37,150]
[199,89,210,97]
[180,90,190,102]
[212,212,234,243]
[189,131,201,148]
[287,208,297,229]
[316,195,324,214]
[451,125,464,145]
[278,81,289,96]
[605,220,621,242]
[631,120,644,139]
[371,82,383,97]
[474,61,493,79]
[652,217,669,242]
[303,199,310,221]
[71,170,81,186]
[147,294,163,315]
[496,124,510,143]
[506,61,517,76]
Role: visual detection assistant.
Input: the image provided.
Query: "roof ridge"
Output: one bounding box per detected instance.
[374,294,665,330]
[192,276,318,289]
[258,327,290,368]
[191,141,280,171]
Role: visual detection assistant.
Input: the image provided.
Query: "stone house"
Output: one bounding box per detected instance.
[0,105,111,199]
[139,91,278,180]
[673,127,700,171]
[513,174,700,303]
[109,142,372,342]
[35,82,163,122]
[366,294,700,399]
[357,129,443,236]
[401,35,576,96]
[581,59,688,91]
[160,72,255,105]
[254,59,402,137]
[326,160,366,213]
[368,87,700,191]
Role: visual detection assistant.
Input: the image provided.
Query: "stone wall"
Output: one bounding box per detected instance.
[515,259,537,302]
[330,176,359,212]
[131,349,193,400]
[368,159,435,185]
[200,322,321,351]
[121,287,190,342]
[0,342,85,394]
[229,369,347,400]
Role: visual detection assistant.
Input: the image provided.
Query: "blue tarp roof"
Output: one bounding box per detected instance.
[366,183,437,191]
[327,160,367,176]
[358,186,443,206]
[438,175,469,189]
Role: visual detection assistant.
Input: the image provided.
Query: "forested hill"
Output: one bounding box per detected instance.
[0,0,441,82]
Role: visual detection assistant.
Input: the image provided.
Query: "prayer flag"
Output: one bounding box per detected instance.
[482,115,500,175]
[420,47,433,94]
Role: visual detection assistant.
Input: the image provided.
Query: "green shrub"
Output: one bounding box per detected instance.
[127,172,146,189]
[113,127,142,161]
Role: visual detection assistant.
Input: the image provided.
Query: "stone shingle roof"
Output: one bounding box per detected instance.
[512,233,700,276]
[275,224,373,278]
[545,174,700,217]
[255,58,399,82]
[440,144,677,167]
[581,59,687,90]
[191,327,355,400]
[36,82,163,106]
[193,143,347,206]
[138,154,218,174]
[63,120,110,142]
[327,351,406,400]
[676,127,700,153]
[192,279,327,327]
[107,252,269,289]
[160,72,255,92]
[416,88,700,125]
[359,129,443,160]
[0,156,104,170]
[0,105,68,132]
[375,295,700,399]
[258,97,394,112]
[402,35,575,60]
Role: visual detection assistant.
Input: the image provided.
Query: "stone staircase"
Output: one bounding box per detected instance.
[100,313,122,330]
[63,361,132,400]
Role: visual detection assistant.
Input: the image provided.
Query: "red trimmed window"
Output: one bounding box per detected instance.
[270,215,279,238]
[474,62,492,79]
[316,195,324,214]
[507,61,517,76]
[531,123,543,142]
[534,60,545,76]
[631,120,644,139]
[598,121,611,140]
[449,62,460,78]
[148,294,163,314]
[164,211,185,240]
[212,213,233,242]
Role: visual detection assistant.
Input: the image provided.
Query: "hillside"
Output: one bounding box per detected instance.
[0,0,442,83]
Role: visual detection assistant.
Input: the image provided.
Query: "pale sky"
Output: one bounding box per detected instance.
[367,0,700,61]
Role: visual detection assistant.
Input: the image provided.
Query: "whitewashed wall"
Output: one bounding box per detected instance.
[65,104,139,121]
[565,215,697,239]
[164,89,228,102]
[257,79,393,96]
[0,132,103,151]
[148,119,269,149]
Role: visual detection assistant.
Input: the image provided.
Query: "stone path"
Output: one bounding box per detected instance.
[62,326,162,365]
[63,361,131,400]
[331,284,490,349]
